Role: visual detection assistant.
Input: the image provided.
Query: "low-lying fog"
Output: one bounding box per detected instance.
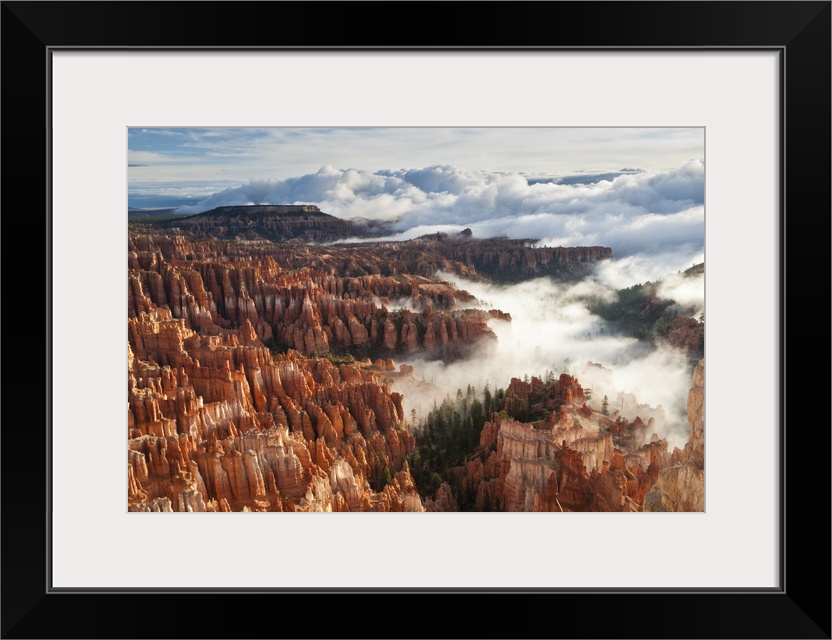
[394,264,704,450]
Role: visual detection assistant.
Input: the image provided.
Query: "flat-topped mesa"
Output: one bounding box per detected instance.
[162,204,376,243]
[219,205,321,215]
[191,204,324,217]
[394,236,612,282]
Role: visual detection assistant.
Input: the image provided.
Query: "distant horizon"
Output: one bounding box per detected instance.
[128,126,703,209]
[129,126,704,286]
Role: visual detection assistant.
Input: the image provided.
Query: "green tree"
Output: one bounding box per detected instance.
[428,473,443,496]
[483,384,493,416]
[601,395,609,416]
[470,397,484,435]
[372,456,393,491]
[466,384,475,402]
[465,415,476,451]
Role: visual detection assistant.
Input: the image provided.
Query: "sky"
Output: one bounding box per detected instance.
[128,127,703,204]
[128,127,702,184]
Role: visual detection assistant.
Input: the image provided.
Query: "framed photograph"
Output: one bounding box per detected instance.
[3,2,829,638]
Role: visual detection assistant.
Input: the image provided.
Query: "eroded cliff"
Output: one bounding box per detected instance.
[127,216,698,514]
[418,373,677,513]
[643,360,704,512]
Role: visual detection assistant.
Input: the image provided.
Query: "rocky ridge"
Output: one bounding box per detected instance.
[416,364,705,513]
[128,234,504,362]
[161,205,377,243]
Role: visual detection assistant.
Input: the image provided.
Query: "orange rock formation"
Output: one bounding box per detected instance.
[643,360,705,512]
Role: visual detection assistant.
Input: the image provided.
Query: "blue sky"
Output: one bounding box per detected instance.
[128,127,704,209]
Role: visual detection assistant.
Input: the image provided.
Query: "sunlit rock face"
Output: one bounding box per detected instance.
[643,360,704,512]
[128,234,437,512]
[127,234,505,363]
[494,419,663,513]
[131,224,585,512]
[453,373,674,513]
[128,328,427,512]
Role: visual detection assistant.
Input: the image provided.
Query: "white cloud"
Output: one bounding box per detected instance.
[657,271,706,318]
[593,247,705,289]
[176,160,705,261]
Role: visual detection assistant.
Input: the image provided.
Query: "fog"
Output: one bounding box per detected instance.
[394,268,702,450]
[657,271,706,319]
[593,248,705,290]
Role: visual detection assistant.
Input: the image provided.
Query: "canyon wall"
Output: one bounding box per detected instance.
[446,373,673,513]
[643,359,705,512]
[128,234,501,362]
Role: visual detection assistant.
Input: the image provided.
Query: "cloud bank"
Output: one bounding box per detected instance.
[176,160,704,262]
[395,273,700,449]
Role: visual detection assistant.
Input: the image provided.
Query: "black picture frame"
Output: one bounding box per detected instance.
[2,2,829,638]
